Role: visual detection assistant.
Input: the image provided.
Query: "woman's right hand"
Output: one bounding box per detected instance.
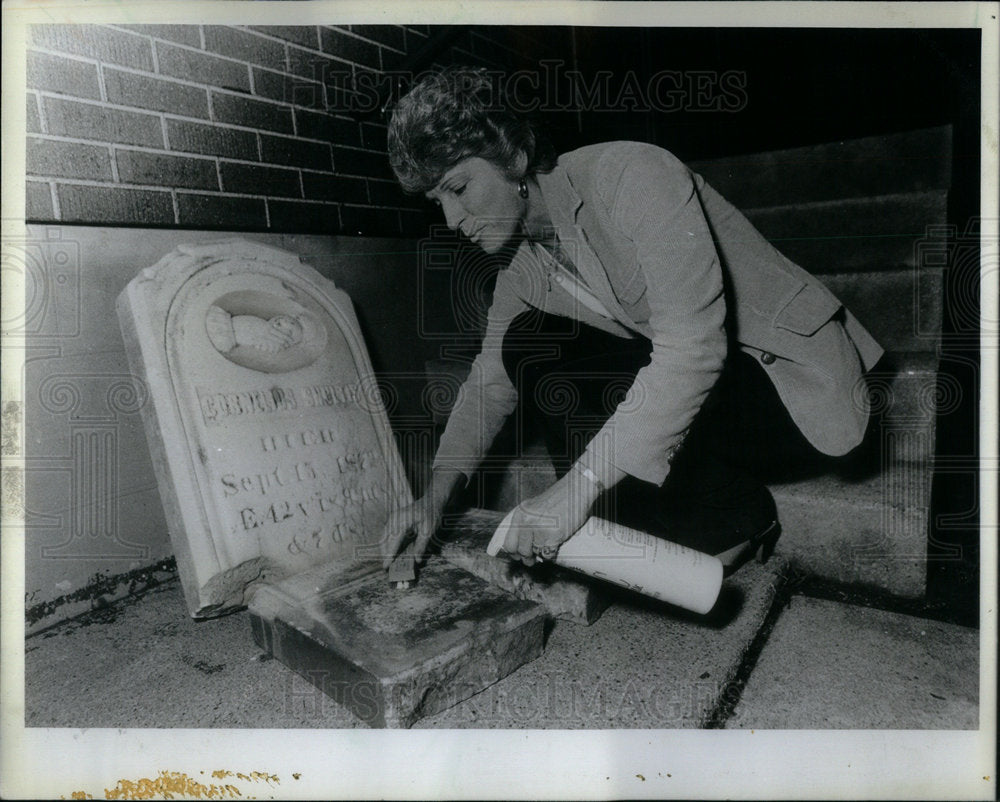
[381,493,446,569]
[381,467,464,569]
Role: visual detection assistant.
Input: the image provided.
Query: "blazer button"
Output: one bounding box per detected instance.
[760,351,776,365]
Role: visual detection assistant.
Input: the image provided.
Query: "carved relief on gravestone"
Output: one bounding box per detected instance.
[117,240,411,616]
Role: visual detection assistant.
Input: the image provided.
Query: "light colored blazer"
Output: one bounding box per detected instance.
[434,141,884,486]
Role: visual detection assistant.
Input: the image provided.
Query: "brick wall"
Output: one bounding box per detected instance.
[25,24,568,237]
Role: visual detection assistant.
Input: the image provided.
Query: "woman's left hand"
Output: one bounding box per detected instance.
[503,469,601,565]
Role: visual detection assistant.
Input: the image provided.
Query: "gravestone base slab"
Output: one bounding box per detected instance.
[248,557,546,728]
[438,508,611,625]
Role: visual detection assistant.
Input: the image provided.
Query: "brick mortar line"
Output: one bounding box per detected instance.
[29,57,215,103]
[103,22,339,59]
[94,47,110,103]
[119,27,374,75]
[26,46,101,68]
[31,136,244,166]
[32,55,330,109]
[108,142,120,183]
[234,23,332,50]
[32,92,205,128]
[35,177,412,205]
[350,34,406,56]
[26,76,385,134]
[281,29,377,61]
[110,143,221,163]
[342,202,415,211]
[149,30,160,72]
[218,155,311,171]
[39,178,302,202]
[333,26,407,56]
[332,143,389,154]
[49,181,61,219]
[180,189,338,203]
[104,23,200,46]
[247,58,258,95]
[258,198,412,213]
[244,62,255,94]
[332,172,396,181]
[301,166,364,177]
[253,62,326,86]
[264,198,339,208]
[31,91,46,135]
[207,83,365,120]
[149,35,286,72]
[92,61,221,95]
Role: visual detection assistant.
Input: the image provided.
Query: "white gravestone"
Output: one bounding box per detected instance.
[117,239,410,614]
[118,240,545,727]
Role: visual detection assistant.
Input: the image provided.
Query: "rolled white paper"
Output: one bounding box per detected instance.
[487,512,724,615]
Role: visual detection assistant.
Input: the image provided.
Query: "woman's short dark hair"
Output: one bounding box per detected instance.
[388,66,555,194]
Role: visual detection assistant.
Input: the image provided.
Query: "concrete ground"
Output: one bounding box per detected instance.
[24,555,979,730]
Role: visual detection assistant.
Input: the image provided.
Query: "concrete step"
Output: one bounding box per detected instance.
[743,189,948,275]
[690,125,952,208]
[770,471,931,597]
[820,266,944,351]
[726,596,978,728]
[850,351,943,470]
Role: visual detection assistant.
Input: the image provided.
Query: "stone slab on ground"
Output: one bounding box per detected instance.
[726,596,979,729]
[438,508,611,625]
[419,557,790,728]
[248,557,546,728]
[25,557,790,729]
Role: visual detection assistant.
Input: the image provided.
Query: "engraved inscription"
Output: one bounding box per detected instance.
[300,382,363,407]
[236,482,388,534]
[220,461,316,497]
[198,382,364,425]
[200,387,297,423]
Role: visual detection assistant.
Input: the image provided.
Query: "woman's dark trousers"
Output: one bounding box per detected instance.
[500,309,819,556]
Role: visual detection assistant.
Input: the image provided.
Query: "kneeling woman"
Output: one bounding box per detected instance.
[382,67,882,574]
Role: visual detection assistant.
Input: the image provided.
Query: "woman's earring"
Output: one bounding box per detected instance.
[518,179,529,199]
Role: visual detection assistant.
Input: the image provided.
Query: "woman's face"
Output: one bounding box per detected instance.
[425,157,525,254]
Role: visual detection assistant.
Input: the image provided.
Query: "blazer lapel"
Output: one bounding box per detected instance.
[536,166,635,329]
